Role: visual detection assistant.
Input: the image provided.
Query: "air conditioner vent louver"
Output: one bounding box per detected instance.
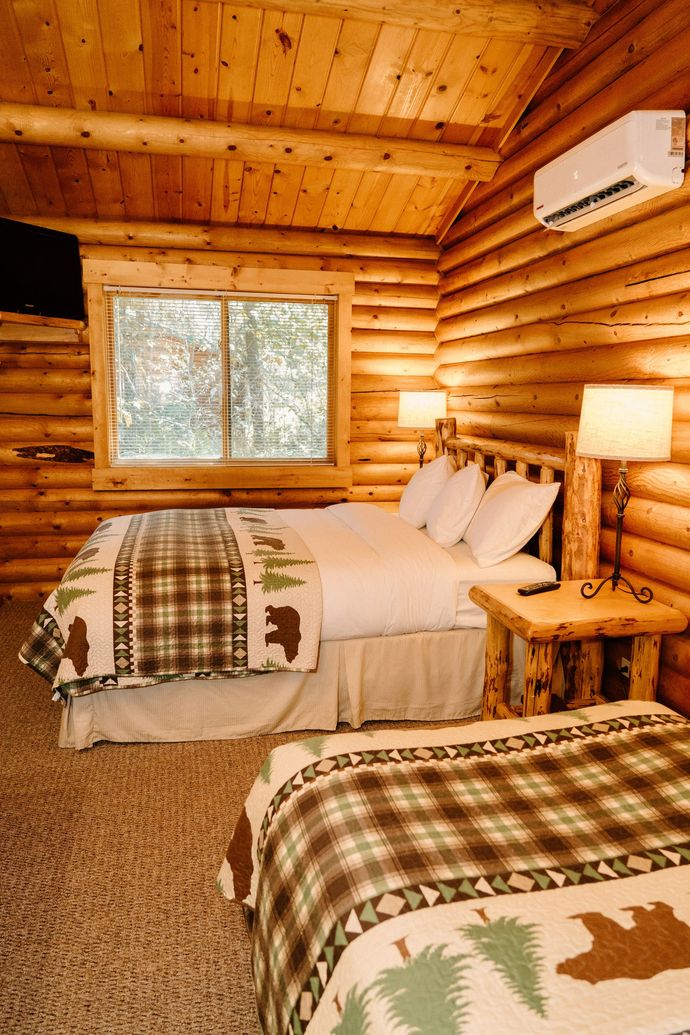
[533,110,686,232]
[543,176,642,227]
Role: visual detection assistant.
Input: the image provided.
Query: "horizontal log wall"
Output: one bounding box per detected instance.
[0,226,439,601]
[436,0,690,715]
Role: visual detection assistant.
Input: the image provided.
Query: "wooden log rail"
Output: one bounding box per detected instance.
[430,410,690,464]
[436,421,565,567]
[440,431,565,474]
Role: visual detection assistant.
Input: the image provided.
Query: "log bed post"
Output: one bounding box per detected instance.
[435,417,457,458]
[562,431,601,580]
[561,430,604,701]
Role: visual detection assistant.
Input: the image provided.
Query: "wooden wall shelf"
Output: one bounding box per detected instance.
[0,310,85,330]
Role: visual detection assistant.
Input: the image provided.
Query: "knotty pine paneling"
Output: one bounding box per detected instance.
[0,0,579,238]
[0,231,438,600]
[435,0,690,714]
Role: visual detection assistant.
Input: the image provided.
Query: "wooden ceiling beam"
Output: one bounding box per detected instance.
[0,103,500,182]
[12,216,441,260]
[205,0,596,49]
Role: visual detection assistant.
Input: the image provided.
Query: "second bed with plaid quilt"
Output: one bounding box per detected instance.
[218,700,690,1035]
[19,506,322,699]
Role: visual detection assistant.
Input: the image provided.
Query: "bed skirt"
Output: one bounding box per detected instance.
[58,628,527,749]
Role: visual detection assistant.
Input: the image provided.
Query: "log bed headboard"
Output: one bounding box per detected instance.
[435,418,594,575]
[436,419,610,705]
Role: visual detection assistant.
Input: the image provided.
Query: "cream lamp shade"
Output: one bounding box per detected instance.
[575,383,674,604]
[397,391,447,428]
[576,384,674,461]
[398,391,447,466]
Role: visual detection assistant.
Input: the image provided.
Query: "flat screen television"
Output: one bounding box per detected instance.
[0,217,85,323]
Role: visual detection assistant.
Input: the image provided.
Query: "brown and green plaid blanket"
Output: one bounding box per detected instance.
[19,507,321,698]
[218,701,690,1035]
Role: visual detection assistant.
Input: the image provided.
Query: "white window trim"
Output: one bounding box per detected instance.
[84,259,353,490]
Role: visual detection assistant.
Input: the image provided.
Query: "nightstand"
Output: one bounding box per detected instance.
[468,580,687,720]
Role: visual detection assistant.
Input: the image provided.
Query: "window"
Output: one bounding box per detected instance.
[109,291,335,463]
[85,261,352,490]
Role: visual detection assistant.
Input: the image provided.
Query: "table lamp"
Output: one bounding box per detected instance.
[397,391,447,466]
[575,383,674,603]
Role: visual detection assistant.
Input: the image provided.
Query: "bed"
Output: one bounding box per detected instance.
[19,431,567,749]
[218,699,690,1034]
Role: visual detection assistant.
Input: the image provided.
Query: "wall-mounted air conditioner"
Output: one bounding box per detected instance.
[533,109,686,231]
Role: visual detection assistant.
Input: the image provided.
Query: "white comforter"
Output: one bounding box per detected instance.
[283,503,459,640]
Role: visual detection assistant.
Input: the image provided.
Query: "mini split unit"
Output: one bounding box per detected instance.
[533,109,686,231]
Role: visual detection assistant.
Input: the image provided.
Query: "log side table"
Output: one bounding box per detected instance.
[468,580,687,720]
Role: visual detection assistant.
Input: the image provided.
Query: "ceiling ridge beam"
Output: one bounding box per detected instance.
[0,103,500,183]
[202,0,596,49]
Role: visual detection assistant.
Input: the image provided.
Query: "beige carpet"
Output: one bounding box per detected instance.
[2,598,477,1034]
[0,599,312,1035]
[1,601,469,1034]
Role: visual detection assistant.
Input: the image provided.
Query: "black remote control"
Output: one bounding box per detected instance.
[517,581,561,596]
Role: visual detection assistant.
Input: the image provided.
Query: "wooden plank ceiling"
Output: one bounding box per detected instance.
[0,0,596,240]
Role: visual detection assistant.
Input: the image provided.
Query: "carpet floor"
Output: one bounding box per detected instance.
[1,600,469,1034]
[2,598,476,1034]
[0,599,317,1035]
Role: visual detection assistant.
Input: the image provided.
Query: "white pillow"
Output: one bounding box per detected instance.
[463,470,560,567]
[398,454,456,528]
[425,463,486,548]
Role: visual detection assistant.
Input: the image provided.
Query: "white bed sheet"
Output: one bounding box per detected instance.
[443,539,556,626]
[283,504,556,636]
[284,504,459,639]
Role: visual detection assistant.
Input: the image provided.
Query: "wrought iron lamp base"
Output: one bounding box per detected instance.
[579,460,654,604]
[417,434,427,467]
[580,573,653,604]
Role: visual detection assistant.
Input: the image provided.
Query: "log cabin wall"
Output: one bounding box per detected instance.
[435,0,690,714]
[0,225,438,603]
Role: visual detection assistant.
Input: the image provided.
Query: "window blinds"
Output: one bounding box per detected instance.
[104,288,336,466]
